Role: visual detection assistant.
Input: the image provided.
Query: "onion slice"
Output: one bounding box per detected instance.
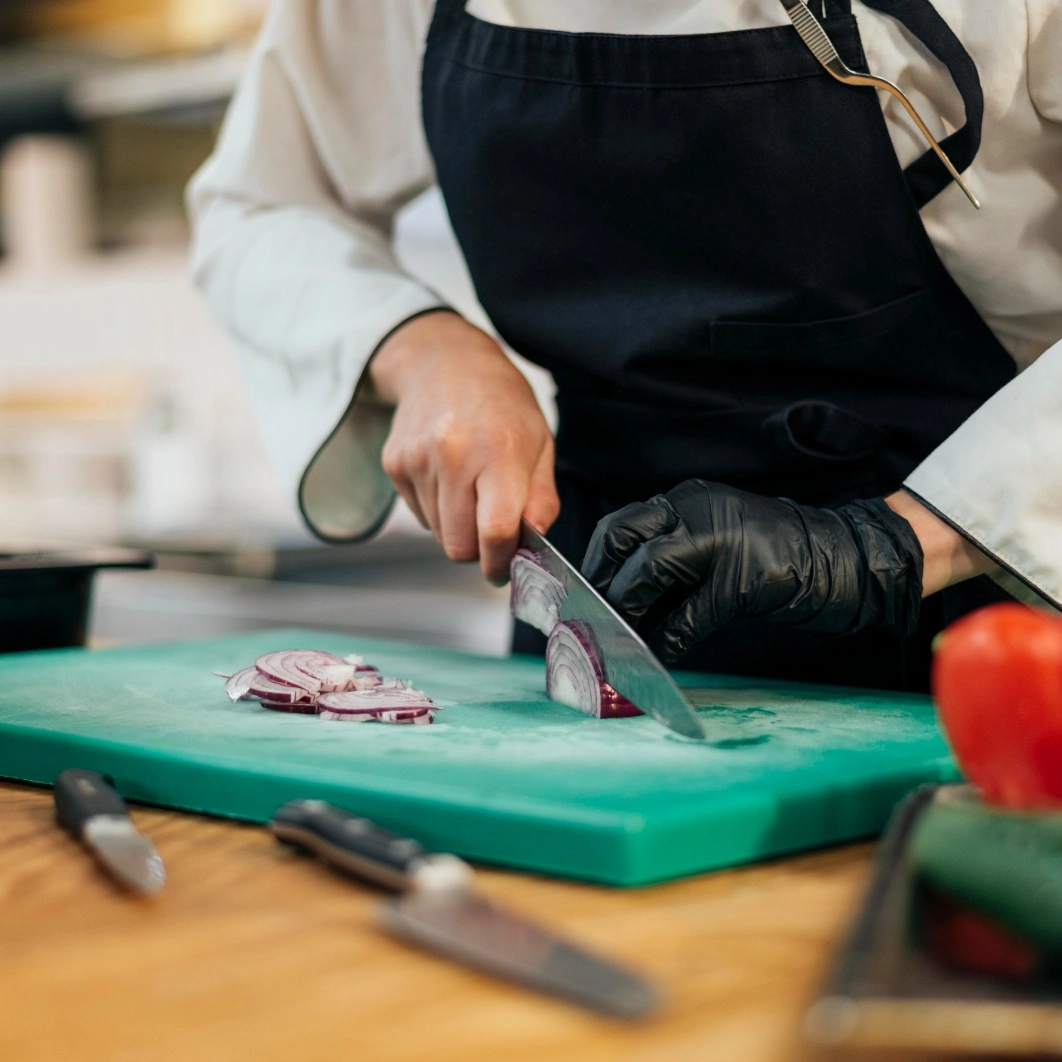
[317,685,436,713]
[545,620,643,719]
[510,548,566,636]
[257,698,319,715]
[224,667,259,702]
[248,672,317,706]
[255,651,325,694]
[318,706,435,725]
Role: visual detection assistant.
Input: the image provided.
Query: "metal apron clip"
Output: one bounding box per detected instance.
[779,0,980,208]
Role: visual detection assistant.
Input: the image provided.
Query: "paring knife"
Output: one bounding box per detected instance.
[519,520,706,740]
[54,769,166,895]
[271,799,661,1020]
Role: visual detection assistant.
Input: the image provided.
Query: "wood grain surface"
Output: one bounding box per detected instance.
[0,778,879,1062]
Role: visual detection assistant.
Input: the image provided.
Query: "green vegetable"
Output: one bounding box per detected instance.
[912,789,1062,953]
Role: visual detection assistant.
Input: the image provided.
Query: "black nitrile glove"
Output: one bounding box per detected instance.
[582,479,925,664]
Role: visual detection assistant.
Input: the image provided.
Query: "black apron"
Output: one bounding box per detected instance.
[420,0,1016,692]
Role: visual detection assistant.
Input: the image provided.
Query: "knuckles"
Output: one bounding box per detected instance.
[442,539,478,563]
[479,520,519,550]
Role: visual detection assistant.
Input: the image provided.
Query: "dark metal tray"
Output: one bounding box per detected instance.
[0,549,154,652]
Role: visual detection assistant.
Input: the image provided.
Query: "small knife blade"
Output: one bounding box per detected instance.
[54,769,166,895]
[519,520,706,741]
[271,799,661,1019]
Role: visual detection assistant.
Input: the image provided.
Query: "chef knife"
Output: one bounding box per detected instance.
[54,769,166,895]
[519,520,706,740]
[271,799,661,1019]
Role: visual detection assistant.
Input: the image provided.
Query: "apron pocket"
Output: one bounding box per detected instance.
[763,400,891,463]
[710,288,933,377]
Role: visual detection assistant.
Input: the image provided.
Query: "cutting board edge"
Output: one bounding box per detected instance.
[616,753,964,885]
[0,720,962,887]
[0,720,659,884]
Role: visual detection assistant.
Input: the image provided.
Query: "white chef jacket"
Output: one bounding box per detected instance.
[188,0,1062,608]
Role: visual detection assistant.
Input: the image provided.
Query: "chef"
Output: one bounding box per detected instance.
[189,0,1062,691]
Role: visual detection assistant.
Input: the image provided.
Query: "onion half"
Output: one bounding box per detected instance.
[510,548,565,635]
[545,620,643,719]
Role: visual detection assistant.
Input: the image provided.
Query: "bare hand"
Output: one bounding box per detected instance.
[370,311,559,583]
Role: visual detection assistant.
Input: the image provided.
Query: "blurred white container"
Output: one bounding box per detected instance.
[1,136,96,272]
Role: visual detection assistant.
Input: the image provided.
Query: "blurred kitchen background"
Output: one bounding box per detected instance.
[0,0,553,655]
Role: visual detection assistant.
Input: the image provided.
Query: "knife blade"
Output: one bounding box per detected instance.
[54,769,166,895]
[271,799,661,1019]
[519,520,706,740]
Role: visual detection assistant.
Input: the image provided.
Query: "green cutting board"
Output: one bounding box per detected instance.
[0,628,959,886]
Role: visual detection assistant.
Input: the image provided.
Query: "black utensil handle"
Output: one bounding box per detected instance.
[54,769,128,836]
[271,799,428,892]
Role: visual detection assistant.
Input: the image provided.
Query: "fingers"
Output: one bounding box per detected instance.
[581,498,678,593]
[434,419,480,563]
[475,457,532,585]
[382,436,435,533]
[524,440,561,534]
[647,590,721,665]
[604,530,703,622]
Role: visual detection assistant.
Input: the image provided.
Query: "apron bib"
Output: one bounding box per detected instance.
[420,0,1016,690]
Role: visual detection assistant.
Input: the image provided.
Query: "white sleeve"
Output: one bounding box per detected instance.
[187,0,442,542]
[904,340,1062,609]
[1028,0,1062,125]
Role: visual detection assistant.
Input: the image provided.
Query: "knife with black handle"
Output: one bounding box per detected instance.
[272,799,661,1019]
[54,769,166,895]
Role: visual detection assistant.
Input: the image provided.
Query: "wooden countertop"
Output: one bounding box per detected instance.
[0,779,888,1062]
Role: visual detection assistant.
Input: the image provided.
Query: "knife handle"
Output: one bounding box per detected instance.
[271,799,473,894]
[54,769,128,837]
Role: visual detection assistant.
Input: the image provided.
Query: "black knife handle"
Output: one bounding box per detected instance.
[271,800,471,893]
[54,770,127,836]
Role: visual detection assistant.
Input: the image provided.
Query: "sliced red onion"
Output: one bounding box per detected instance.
[510,548,565,636]
[224,666,258,702]
[343,653,380,673]
[318,706,435,725]
[377,708,435,725]
[258,698,319,715]
[255,651,324,694]
[292,651,362,689]
[317,685,436,713]
[218,648,433,722]
[545,620,643,719]
[248,672,317,706]
[315,663,358,692]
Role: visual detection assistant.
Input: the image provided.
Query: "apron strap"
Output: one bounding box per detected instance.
[858,0,984,208]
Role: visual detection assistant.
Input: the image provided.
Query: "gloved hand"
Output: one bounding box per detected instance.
[582,479,925,664]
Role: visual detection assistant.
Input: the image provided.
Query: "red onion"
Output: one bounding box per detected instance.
[255,651,325,694]
[317,684,436,725]
[545,620,643,719]
[317,685,435,712]
[256,698,319,715]
[247,672,317,706]
[218,648,434,724]
[510,548,565,636]
[224,667,258,702]
[343,653,380,673]
[318,706,435,724]
[377,708,435,725]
